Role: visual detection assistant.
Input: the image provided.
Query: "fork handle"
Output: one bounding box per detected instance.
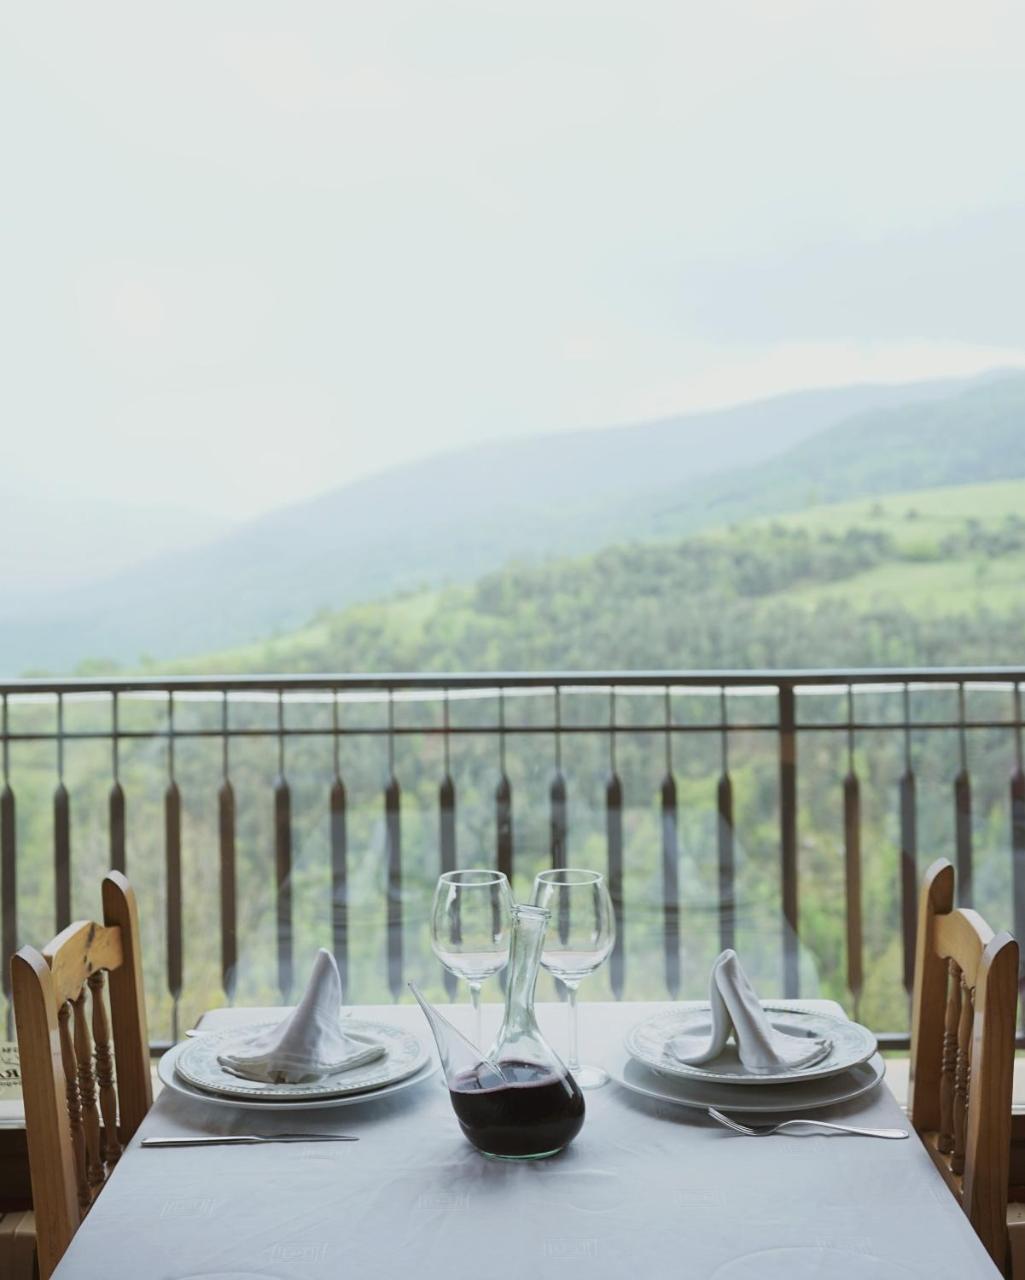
[777,1120,908,1139]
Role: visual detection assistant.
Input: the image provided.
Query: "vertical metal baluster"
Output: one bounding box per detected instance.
[165,693,182,1043]
[606,688,624,1000]
[899,684,918,996]
[550,687,567,871]
[1012,682,1025,1011]
[550,687,569,946]
[385,690,403,1001]
[109,691,125,873]
[219,692,237,1003]
[330,691,349,995]
[779,684,799,997]
[954,682,973,908]
[54,692,71,931]
[439,691,457,1000]
[717,688,735,954]
[495,690,513,996]
[495,688,513,887]
[1,694,16,1039]
[274,691,293,1002]
[661,687,680,999]
[843,686,863,1021]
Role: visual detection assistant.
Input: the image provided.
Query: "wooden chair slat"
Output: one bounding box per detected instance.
[934,909,995,989]
[72,989,104,1202]
[951,976,972,1177]
[102,872,152,1141]
[42,922,123,1007]
[89,970,122,1166]
[938,958,959,1155]
[56,1002,88,1216]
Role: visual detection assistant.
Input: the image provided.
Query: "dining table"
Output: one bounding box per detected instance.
[51,998,1001,1279]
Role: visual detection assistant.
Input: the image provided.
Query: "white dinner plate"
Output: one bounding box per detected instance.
[625,1004,877,1085]
[173,1019,429,1100]
[610,1045,886,1113]
[158,1039,438,1111]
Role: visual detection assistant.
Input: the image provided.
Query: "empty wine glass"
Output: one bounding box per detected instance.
[431,869,514,1049]
[531,868,615,1088]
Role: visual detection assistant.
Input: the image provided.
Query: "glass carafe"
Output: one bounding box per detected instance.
[414,903,585,1160]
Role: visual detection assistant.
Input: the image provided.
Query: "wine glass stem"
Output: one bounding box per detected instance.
[565,981,581,1072]
[469,981,483,1050]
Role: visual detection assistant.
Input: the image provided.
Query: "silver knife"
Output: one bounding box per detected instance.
[141,1133,358,1147]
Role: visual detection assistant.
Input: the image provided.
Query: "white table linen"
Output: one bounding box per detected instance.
[215,949,384,1083]
[52,1000,1001,1280]
[667,949,830,1070]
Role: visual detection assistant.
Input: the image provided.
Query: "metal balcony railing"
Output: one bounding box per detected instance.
[2,669,1023,1050]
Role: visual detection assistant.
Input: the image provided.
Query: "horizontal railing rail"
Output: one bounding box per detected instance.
[1,668,1023,1051]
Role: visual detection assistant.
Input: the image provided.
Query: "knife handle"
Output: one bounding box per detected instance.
[141,1135,261,1147]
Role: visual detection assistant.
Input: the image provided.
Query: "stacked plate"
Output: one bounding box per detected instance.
[611,1004,883,1113]
[158,1019,436,1112]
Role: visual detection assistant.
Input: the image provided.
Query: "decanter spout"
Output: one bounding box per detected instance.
[408,983,506,1088]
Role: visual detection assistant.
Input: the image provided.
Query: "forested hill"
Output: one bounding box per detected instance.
[4,370,1016,675]
[171,477,1025,676]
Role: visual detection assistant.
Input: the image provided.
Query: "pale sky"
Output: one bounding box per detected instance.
[3,1,1025,522]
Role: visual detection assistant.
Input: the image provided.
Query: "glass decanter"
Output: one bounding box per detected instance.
[412,903,584,1160]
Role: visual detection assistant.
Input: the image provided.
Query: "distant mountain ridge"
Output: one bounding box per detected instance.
[648,371,1025,534]
[3,369,1020,675]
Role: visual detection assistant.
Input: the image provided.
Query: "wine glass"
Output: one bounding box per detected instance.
[531,868,615,1088]
[431,869,514,1050]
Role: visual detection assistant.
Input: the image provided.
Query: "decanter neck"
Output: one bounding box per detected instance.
[501,904,548,1033]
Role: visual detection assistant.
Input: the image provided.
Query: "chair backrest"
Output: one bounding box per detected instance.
[909,858,1018,1270]
[10,872,152,1279]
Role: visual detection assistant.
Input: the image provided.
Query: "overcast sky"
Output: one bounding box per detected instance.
[3,1,1025,522]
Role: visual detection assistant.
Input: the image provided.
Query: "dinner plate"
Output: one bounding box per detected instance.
[173,1019,429,1100]
[625,1004,877,1084]
[610,1045,885,1113]
[158,1039,438,1110]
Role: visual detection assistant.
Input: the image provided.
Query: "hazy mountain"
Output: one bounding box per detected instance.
[646,369,1025,535]
[0,371,1010,674]
[0,494,230,599]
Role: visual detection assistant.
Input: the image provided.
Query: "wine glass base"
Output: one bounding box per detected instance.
[572,1064,610,1089]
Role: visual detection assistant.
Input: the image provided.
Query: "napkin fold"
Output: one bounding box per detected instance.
[667,949,831,1073]
[217,949,386,1084]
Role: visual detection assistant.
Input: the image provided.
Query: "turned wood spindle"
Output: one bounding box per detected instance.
[938,958,960,1154]
[58,1001,88,1217]
[951,975,973,1177]
[72,988,104,1202]
[88,970,121,1166]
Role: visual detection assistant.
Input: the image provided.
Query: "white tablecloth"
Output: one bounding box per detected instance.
[53,1000,1000,1280]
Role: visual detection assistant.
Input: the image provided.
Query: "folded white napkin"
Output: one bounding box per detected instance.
[667,949,831,1073]
[217,949,386,1084]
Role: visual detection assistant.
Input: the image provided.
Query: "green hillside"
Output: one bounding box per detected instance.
[166,476,1025,677]
[751,479,1025,616]
[8,370,1024,675]
[768,478,1025,547]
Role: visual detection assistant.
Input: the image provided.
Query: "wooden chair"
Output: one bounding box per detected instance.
[10,872,152,1279]
[909,858,1018,1273]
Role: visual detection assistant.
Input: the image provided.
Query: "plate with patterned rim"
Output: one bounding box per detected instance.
[158,1040,438,1111]
[173,1020,430,1100]
[611,1046,886,1113]
[625,1004,877,1085]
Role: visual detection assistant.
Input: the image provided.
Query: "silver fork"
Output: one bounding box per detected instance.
[707,1107,907,1139]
